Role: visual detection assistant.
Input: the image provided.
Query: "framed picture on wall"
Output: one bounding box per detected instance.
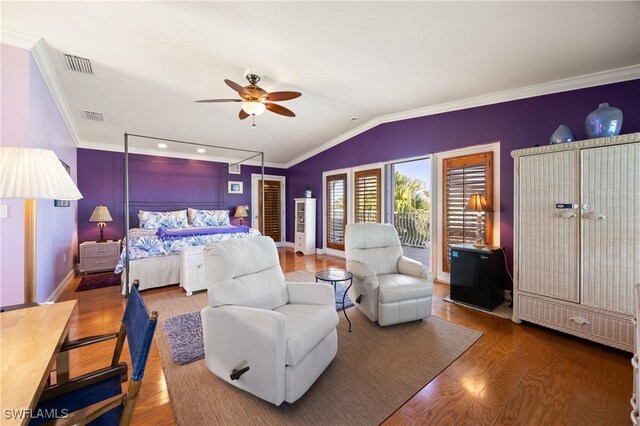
[54,160,71,207]
[228,181,243,194]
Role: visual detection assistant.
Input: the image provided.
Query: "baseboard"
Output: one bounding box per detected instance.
[323,248,346,259]
[47,269,76,302]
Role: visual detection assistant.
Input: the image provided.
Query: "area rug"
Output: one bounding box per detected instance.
[145,289,482,425]
[76,272,121,291]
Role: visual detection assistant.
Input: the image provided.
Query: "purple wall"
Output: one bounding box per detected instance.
[286,79,640,269]
[0,44,79,304]
[77,149,284,244]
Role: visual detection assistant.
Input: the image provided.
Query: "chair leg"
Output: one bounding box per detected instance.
[119,380,141,426]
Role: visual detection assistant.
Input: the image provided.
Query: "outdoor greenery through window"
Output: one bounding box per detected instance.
[394,170,431,247]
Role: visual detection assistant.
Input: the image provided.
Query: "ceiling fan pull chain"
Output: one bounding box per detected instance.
[252,114,256,129]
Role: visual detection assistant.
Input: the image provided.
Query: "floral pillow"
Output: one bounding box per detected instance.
[138,210,189,230]
[188,208,230,227]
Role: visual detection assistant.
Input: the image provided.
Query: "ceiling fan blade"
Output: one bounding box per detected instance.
[265,102,296,117]
[225,79,250,96]
[265,91,302,102]
[239,109,249,120]
[195,99,242,103]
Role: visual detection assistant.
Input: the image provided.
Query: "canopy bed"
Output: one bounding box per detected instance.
[120,133,265,295]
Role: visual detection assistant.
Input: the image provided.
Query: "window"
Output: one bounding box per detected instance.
[326,173,347,250]
[442,152,493,272]
[354,169,381,223]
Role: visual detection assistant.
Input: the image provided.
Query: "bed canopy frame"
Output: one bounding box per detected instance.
[123,132,265,295]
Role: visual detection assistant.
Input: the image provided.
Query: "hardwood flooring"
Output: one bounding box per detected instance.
[59,248,632,425]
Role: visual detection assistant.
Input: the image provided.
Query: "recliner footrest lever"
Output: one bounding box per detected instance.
[356,294,363,304]
[230,366,250,381]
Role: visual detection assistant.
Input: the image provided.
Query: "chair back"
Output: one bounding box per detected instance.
[204,236,288,310]
[345,223,403,275]
[123,284,158,381]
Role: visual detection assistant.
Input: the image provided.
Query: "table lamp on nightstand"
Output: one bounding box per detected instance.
[234,205,248,225]
[464,192,492,248]
[89,205,113,243]
[0,147,83,303]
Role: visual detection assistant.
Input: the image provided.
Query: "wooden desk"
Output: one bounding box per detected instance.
[1,301,76,425]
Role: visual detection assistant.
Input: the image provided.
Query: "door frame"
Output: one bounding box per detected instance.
[251,174,286,246]
[433,142,500,284]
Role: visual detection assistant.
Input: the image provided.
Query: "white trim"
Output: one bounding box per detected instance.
[433,142,501,284]
[1,28,39,49]
[30,39,82,146]
[46,269,75,302]
[283,65,640,168]
[324,247,345,259]
[251,174,286,243]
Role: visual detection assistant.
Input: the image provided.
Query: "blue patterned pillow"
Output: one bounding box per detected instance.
[139,210,188,229]
[188,208,230,227]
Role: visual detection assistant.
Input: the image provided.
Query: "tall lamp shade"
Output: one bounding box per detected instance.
[233,205,248,225]
[89,205,113,243]
[0,147,83,303]
[464,192,492,248]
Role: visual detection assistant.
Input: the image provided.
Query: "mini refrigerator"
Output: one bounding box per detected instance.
[450,244,506,311]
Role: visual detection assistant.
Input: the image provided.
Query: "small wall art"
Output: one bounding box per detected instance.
[228,181,243,194]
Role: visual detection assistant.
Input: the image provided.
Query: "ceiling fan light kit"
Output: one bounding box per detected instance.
[196,73,301,127]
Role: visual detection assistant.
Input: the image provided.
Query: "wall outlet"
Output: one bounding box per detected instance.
[63,253,67,263]
[0,205,7,218]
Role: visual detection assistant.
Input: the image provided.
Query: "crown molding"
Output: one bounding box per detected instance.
[77,140,285,169]
[30,39,81,146]
[284,64,640,168]
[1,28,39,49]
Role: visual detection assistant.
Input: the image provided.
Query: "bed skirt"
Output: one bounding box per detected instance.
[121,255,181,295]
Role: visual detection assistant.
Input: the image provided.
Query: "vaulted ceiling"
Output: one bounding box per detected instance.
[2,2,639,167]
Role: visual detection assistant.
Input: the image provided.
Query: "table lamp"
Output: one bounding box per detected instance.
[0,147,83,303]
[464,192,492,248]
[233,205,248,225]
[89,205,113,243]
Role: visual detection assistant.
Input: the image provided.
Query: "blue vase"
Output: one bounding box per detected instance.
[549,125,576,144]
[585,103,623,138]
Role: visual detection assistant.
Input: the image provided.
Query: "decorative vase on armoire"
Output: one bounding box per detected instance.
[549,125,576,144]
[585,103,623,138]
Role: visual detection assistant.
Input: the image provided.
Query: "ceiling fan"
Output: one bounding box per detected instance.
[196,74,301,125]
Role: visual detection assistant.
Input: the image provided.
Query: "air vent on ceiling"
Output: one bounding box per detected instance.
[63,54,93,74]
[81,110,104,122]
[229,163,241,174]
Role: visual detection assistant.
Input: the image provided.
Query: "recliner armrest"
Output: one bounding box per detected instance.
[347,260,379,290]
[398,256,431,280]
[286,282,334,305]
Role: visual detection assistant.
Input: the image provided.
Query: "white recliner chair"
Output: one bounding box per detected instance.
[345,223,433,326]
[200,236,339,406]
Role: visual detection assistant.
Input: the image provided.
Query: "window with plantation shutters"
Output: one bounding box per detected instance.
[354,169,381,223]
[326,173,347,250]
[443,152,493,272]
[258,179,281,241]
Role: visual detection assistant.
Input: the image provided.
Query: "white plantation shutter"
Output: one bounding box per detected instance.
[443,152,493,272]
[326,173,347,250]
[354,169,381,223]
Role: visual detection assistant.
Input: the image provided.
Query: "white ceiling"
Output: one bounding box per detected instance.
[2,1,639,167]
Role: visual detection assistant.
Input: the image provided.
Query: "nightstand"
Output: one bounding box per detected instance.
[79,240,121,274]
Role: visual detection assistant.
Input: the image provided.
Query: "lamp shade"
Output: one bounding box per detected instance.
[464,192,492,213]
[0,147,82,200]
[89,205,113,222]
[233,205,248,218]
[241,101,266,116]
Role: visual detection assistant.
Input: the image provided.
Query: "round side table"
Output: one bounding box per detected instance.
[315,269,353,332]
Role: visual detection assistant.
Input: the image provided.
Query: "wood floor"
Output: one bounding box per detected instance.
[58,248,632,425]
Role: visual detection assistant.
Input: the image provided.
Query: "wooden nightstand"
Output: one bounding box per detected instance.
[79,240,121,274]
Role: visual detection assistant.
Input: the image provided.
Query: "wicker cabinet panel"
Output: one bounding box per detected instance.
[518,294,633,351]
[518,151,580,302]
[581,144,640,315]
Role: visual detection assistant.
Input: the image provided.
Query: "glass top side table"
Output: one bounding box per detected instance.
[315,269,353,332]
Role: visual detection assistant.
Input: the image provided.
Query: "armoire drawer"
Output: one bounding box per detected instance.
[518,294,633,350]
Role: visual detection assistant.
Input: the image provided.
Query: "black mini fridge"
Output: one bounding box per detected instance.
[450,244,506,311]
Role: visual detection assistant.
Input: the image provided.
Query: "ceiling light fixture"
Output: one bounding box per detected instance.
[241,101,266,116]
[158,143,167,149]
[197,148,206,154]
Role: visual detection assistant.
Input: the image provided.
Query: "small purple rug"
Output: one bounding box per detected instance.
[163,312,204,365]
[76,272,121,291]
[163,284,352,365]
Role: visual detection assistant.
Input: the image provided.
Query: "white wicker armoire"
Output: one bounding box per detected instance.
[512,132,640,351]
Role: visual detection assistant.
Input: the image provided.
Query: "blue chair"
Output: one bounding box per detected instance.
[31,280,158,425]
